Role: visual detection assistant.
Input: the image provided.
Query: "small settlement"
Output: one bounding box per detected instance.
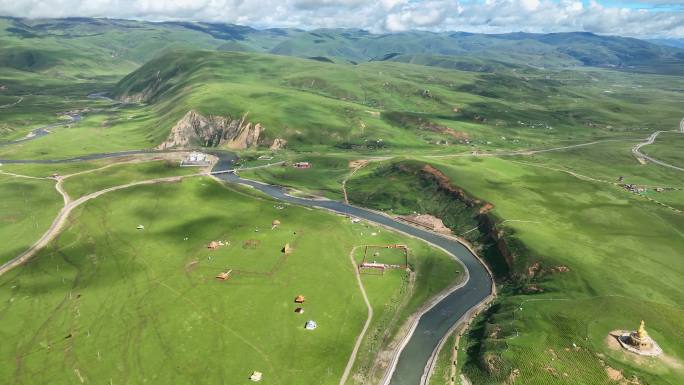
[293,295,317,329]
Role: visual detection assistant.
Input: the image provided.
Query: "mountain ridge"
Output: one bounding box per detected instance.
[2,16,683,76]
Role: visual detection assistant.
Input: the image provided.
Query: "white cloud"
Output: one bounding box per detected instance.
[0,0,682,38]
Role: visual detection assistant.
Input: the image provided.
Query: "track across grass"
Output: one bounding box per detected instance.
[0,177,461,385]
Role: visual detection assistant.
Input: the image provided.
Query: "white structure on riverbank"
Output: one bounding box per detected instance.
[180,152,210,167]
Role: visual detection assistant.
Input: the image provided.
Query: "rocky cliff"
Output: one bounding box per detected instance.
[157,110,264,150]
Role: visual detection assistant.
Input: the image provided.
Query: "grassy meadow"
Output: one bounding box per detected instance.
[62,160,199,199]
[248,145,684,384]
[0,177,461,385]
[0,104,165,160]
[240,154,358,199]
[111,50,684,156]
[1,22,683,385]
[0,175,62,265]
[417,155,684,384]
[642,132,684,169]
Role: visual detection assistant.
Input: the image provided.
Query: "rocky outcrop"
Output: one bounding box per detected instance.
[158,110,264,150]
[270,138,287,150]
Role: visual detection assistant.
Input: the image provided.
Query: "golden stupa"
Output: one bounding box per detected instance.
[616,320,662,356]
[628,320,653,350]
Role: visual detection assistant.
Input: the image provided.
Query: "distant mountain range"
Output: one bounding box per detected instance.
[2,16,684,77]
[650,39,684,49]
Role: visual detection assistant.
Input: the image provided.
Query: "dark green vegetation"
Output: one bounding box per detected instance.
[347,160,483,240]
[428,333,457,385]
[0,177,460,385]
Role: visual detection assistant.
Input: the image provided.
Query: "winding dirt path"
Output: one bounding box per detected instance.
[339,246,373,385]
[0,96,24,109]
[342,161,369,204]
[631,118,684,172]
[425,138,640,159]
[0,174,197,276]
[0,159,281,277]
[0,170,48,180]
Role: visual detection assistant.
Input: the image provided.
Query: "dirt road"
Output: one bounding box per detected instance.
[426,138,640,159]
[631,122,684,172]
[338,246,374,385]
[0,159,281,277]
[0,174,195,276]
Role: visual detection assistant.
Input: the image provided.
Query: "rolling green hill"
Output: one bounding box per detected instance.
[2,17,684,79]
[105,49,683,155]
[1,15,683,385]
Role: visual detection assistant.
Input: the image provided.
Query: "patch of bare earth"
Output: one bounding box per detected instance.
[605,366,623,381]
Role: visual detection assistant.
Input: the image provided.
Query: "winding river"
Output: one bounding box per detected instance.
[0,145,493,385]
[211,153,493,385]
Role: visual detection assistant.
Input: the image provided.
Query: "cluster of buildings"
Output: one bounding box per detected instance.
[619,183,668,195]
[620,183,647,194]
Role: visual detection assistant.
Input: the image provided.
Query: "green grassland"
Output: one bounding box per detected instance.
[509,140,684,213]
[642,132,684,169]
[0,160,116,178]
[0,177,461,385]
[5,17,684,78]
[242,142,684,385]
[111,50,684,155]
[0,175,62,265]
[1,19,684,385]
[2,47,682,160]
[348,240,464,385]
[106,49,684,385]
[0,78,113,141]
[62,160,199,199]
[240,154,358,199]
[415,156,684,384]
[314,152,684,384]
[0,104,163,159]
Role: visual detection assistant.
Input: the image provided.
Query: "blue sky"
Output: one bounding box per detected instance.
[1,0,683,38]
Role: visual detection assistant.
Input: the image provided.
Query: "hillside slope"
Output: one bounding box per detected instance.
[2,17,684,79]
[110,50,684,152]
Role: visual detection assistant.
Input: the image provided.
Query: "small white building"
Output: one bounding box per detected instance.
[249,371,263,382]
[305,320,317,330]
[180,152,210,167]
[136,225,145,230]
